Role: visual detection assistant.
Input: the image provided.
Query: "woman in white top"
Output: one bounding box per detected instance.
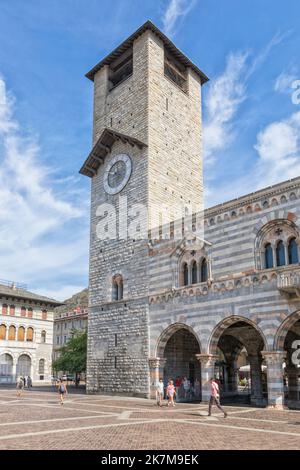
[156,378,164,407]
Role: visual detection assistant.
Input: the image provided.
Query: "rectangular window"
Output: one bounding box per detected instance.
[56,336,60,345]
[115,334,118,347]
[114,356,117,369]
[164,49,187,92]
[64,335,67,343]
[109,48,133,91]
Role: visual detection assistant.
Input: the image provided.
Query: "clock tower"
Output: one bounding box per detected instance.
[80,21,208,396]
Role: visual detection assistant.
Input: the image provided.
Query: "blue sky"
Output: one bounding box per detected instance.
[0,0,300,299]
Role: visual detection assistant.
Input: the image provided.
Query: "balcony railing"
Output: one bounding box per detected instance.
[278,272,300,296]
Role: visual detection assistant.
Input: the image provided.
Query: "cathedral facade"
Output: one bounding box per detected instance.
[80,21,300,409]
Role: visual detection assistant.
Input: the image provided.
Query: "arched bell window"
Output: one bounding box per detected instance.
[276,240,286,267]
[264,243,273,269]
[288,238,299,265]
[112,274,124,301]
[201,258,208,282]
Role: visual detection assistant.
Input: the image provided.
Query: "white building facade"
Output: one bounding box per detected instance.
[0,282,61,384]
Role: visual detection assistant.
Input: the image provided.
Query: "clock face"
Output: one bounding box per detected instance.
[103,154,132,195]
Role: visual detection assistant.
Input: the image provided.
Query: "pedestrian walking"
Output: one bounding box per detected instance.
[166,380,176,407]
[16,376,24,397]
[57,379,68,405]
[27,376,32,389]
[183,377,190,400]
[156,378,164,407]
[23,376,26,388]
[208,378,227,418]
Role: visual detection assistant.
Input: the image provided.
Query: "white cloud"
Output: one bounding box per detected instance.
[0,75,88,296]
[203,52,248,165]
[274,69,298,93]
[254,111,300,185]
[162,0,197,37]
[203,32,290,168]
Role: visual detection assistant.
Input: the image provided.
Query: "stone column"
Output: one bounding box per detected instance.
[227,360,239,393]
[286,366,299,402]
[261,351,286,409]
[248,355,264,406]
[196,354,218,403]
[149,358,166,399]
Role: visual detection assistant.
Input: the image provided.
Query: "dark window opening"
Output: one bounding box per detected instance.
[192,261,197,284]
[265,243,273,269]
[183,263,189,286]
[164,50,187,92]
[288,238,299,264]
[201,259,208,282]
[109,49,133,91]
[276,240,286,267]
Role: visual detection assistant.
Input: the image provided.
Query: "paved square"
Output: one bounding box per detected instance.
[0,389,300,450]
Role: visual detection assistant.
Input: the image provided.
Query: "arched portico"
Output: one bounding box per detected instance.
[206,316,268,406]
[150,323,201,401]
[274,310,300,409]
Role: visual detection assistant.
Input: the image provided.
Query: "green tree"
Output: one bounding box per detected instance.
[53,329,87,382]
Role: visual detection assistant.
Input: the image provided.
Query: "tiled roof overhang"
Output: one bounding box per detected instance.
[86,20,209,85]
[79,128,147,178]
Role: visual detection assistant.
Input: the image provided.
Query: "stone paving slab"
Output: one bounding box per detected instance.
[0,389,300,450]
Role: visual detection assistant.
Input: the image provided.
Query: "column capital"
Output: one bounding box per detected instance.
[196,353,218,366]
[261,351,286,365]
[148,357,166,369]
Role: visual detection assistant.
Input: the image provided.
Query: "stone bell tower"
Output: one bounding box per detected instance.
[80,20,208,396]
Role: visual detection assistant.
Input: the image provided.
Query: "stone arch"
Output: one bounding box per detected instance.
[208,315,268,355]
[155,322,201,358]
[274,309,300,351]
[16,353,31,377]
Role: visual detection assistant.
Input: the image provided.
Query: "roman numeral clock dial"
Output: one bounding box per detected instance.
[103,154,132,195]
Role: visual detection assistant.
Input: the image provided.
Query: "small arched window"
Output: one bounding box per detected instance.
[2,304,7,315]
[191,261,198,284]
[17,326,25,342]
[288,238,299,265]
[112,275,123,301]
[183,263,189,286]
[26,327,34,342]
[8,325,16,341]
[10,305,15,316]
[0,324,7,340]
[201,259,208,282]
[276,240,286,267]
[41,330,46,343]
[264,243,273,269]
[28,308,33,318]
[42,310,47,320]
